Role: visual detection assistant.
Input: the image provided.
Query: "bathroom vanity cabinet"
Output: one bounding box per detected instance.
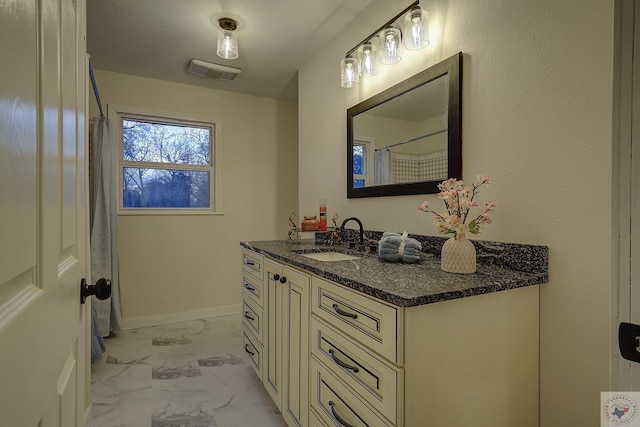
[242,249,311,427]
[264,258,310,427]
[241,240,546,427]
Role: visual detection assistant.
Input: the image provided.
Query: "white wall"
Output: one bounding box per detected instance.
[89,70,298,327]
[299,0,613,425]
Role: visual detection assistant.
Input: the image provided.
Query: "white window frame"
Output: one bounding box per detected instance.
[109,105,223,215]
[353,137,374,187]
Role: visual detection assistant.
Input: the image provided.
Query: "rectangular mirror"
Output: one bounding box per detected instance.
[347,52,462,198]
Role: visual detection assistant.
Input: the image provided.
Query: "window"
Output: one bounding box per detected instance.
[353,139,372,188]
[112,106,220,214]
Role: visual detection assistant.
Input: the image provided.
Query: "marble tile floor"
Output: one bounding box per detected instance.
[91,314,286,427]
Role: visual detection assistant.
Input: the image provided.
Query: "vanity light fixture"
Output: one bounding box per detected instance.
[380,27,402,65]
[357,41,378,77]
[340,56,359,88]
[340,0,430,88]
[217,17,239,60]
[403,6,429,50]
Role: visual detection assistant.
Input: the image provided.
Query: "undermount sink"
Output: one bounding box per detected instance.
[298,251,361,262]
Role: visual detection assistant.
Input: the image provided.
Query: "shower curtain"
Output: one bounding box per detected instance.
[374,148,393,185]
[90,116,123,337]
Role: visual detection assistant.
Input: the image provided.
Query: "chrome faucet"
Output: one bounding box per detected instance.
[340,217,364,247]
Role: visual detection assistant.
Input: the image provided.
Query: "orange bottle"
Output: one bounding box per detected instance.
[319,199,327,231]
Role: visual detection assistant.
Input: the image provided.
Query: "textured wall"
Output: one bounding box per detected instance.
[299,0,613,424]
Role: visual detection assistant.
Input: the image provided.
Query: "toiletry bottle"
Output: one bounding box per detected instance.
[319,199,327,231]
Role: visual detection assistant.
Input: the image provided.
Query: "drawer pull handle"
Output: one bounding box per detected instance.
[332,303,358,319]
[244,312,255,321]
[328,349,359,373]
[244,344,255,356]
[244,282,257,292]
[245,260,256,266]
[329,401,355,427]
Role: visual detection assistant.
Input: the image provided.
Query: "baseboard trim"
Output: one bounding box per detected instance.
[120,304,241,330]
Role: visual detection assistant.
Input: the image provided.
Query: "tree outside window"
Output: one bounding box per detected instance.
[121,118,214,209]
[353,141,369,188]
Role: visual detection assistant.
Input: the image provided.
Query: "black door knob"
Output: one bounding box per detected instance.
[279,276,287,284]
[80,277,111,304]
[273,273,280,281]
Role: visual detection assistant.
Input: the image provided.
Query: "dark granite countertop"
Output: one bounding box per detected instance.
[240,235,548,308]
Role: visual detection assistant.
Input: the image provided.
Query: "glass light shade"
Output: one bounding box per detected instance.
[380,27,402,65]
[403,7,429,50]
[217,30,238,59]
[357,41,378,77]
[340,57,359,88]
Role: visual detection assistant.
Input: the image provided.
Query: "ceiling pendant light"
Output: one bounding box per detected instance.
[380,27,402,65]
[357,41,378,77]
[340,56,359,88]
[403,6,429,50]
[217,18,239,59]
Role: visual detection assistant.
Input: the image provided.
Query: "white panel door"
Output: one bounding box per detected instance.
[0,0,90,425]
[616,0,640,390]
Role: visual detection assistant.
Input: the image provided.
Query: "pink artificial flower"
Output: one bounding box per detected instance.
[419,175,495,239]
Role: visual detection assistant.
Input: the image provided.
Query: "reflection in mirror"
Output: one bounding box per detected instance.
[347,52,462,198]
[354,74,448,187]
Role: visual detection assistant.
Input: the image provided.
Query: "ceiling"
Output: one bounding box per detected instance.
[86,0,373,102]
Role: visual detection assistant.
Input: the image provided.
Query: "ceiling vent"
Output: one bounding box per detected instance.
[188,59,241,81]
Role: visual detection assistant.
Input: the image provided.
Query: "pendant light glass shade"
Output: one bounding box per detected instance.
[357,41,378,77]
[217,29,238,59]
[403,7,429,50]
[216,18,239,59]
[340,57,359,88]
[380,27,402,65]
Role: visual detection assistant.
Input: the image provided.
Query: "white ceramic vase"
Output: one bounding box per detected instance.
[440,236,477,274]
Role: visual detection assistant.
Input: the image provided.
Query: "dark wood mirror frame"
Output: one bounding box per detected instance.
[347,52,462,198]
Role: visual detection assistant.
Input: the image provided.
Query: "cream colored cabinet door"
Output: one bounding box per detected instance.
[264,258,310,427]
[0,0,90,425]
[281,266,310,427]
[265,259,285,406]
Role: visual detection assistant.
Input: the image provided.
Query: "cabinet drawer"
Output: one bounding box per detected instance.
[242,272,265,308]
[312,277,400,364]
[242,248,264,282]
[311,317,402,425]
[310,408,329,427]
[242,327,263,380]
[242,297,263,343]
[310,358,394,427]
